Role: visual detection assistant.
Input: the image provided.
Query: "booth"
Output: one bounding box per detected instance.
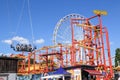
[41,66,71,80]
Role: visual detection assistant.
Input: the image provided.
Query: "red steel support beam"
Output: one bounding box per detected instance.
[104,27,113,78]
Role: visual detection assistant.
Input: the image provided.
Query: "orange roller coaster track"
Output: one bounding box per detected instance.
[11,11,113,79]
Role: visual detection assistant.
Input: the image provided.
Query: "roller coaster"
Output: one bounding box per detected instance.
[10,10,113,80]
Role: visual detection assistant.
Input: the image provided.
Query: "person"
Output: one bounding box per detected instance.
[58,78,62,80]
[83,75,87,80]
[118,75,120,80]
[91,76,94,80]
[24,44,27,51]
[20,44,24,51]
[16,43,20,51]
[28,44,32,52]
[84,77,87,80]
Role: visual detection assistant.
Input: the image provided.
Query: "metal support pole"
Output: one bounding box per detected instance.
[104,27,113,78]
[98,15,107,72]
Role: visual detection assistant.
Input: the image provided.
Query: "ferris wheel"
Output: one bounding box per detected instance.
[53,13,86,46]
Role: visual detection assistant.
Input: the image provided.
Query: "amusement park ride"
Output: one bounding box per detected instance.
[10,10,113,80]
[11,43,37,52]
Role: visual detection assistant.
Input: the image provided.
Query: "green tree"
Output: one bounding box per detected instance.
[115,48,120,67]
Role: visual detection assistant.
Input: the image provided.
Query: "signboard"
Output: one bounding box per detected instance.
[0,76,7,80]
[74,69,81,75]
[67,68,82,80]
[0,73,17,80]
[74,69,82,80]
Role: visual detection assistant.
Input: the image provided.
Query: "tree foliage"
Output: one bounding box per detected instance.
[115,48,120,67]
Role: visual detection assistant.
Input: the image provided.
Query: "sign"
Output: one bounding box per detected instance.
[0,76,7,80]
[0,78,4,80]
[74,69,81,75]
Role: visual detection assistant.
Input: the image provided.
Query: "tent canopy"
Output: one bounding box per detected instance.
[53,66,70,75]
[41,67,71,79]
[41,75,61,79]
[84,69,102,75]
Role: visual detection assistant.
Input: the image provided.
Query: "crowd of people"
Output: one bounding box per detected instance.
[11,43,36,52]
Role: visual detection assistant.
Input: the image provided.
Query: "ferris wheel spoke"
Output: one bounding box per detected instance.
[58,30,71,41]
[53,13,85,45]
[57,34,67,40]
[57,35,66,40]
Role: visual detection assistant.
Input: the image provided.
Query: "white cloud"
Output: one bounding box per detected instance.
[35,38,44,44]
[2,36,45,45]
[2,40,12,44]
[12,36,29,44]
[2,36,29,44]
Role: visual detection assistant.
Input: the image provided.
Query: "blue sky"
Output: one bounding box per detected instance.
[0,0,120,62]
